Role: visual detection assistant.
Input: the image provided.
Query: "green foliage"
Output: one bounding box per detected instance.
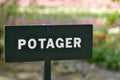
[90,28,120,70]
[0,0,18,59]
[0,0,18,26]
[17,6,120,23]
[112,0,120,2]
[105,12,119,26]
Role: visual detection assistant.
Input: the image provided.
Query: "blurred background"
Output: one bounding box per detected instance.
[0,0,120,80]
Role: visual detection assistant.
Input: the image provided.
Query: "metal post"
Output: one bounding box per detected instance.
[42,60,51,80]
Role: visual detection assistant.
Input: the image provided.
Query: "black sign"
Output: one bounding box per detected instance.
[5,25,93,62]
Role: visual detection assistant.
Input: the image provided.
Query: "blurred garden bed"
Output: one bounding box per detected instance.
[7,4,120,70]
[92,27,120,70]
[0,0,120,71]
[8,5,120,27]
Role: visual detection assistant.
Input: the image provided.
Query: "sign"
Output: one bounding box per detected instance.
[5,25,93,62]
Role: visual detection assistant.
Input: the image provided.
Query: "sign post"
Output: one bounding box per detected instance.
[4,24,93,80]
[44,60,51,80]
[42,60,51,80]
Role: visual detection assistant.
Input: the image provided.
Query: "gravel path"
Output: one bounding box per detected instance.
[0,61,120,80]
[52,60,120,80]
